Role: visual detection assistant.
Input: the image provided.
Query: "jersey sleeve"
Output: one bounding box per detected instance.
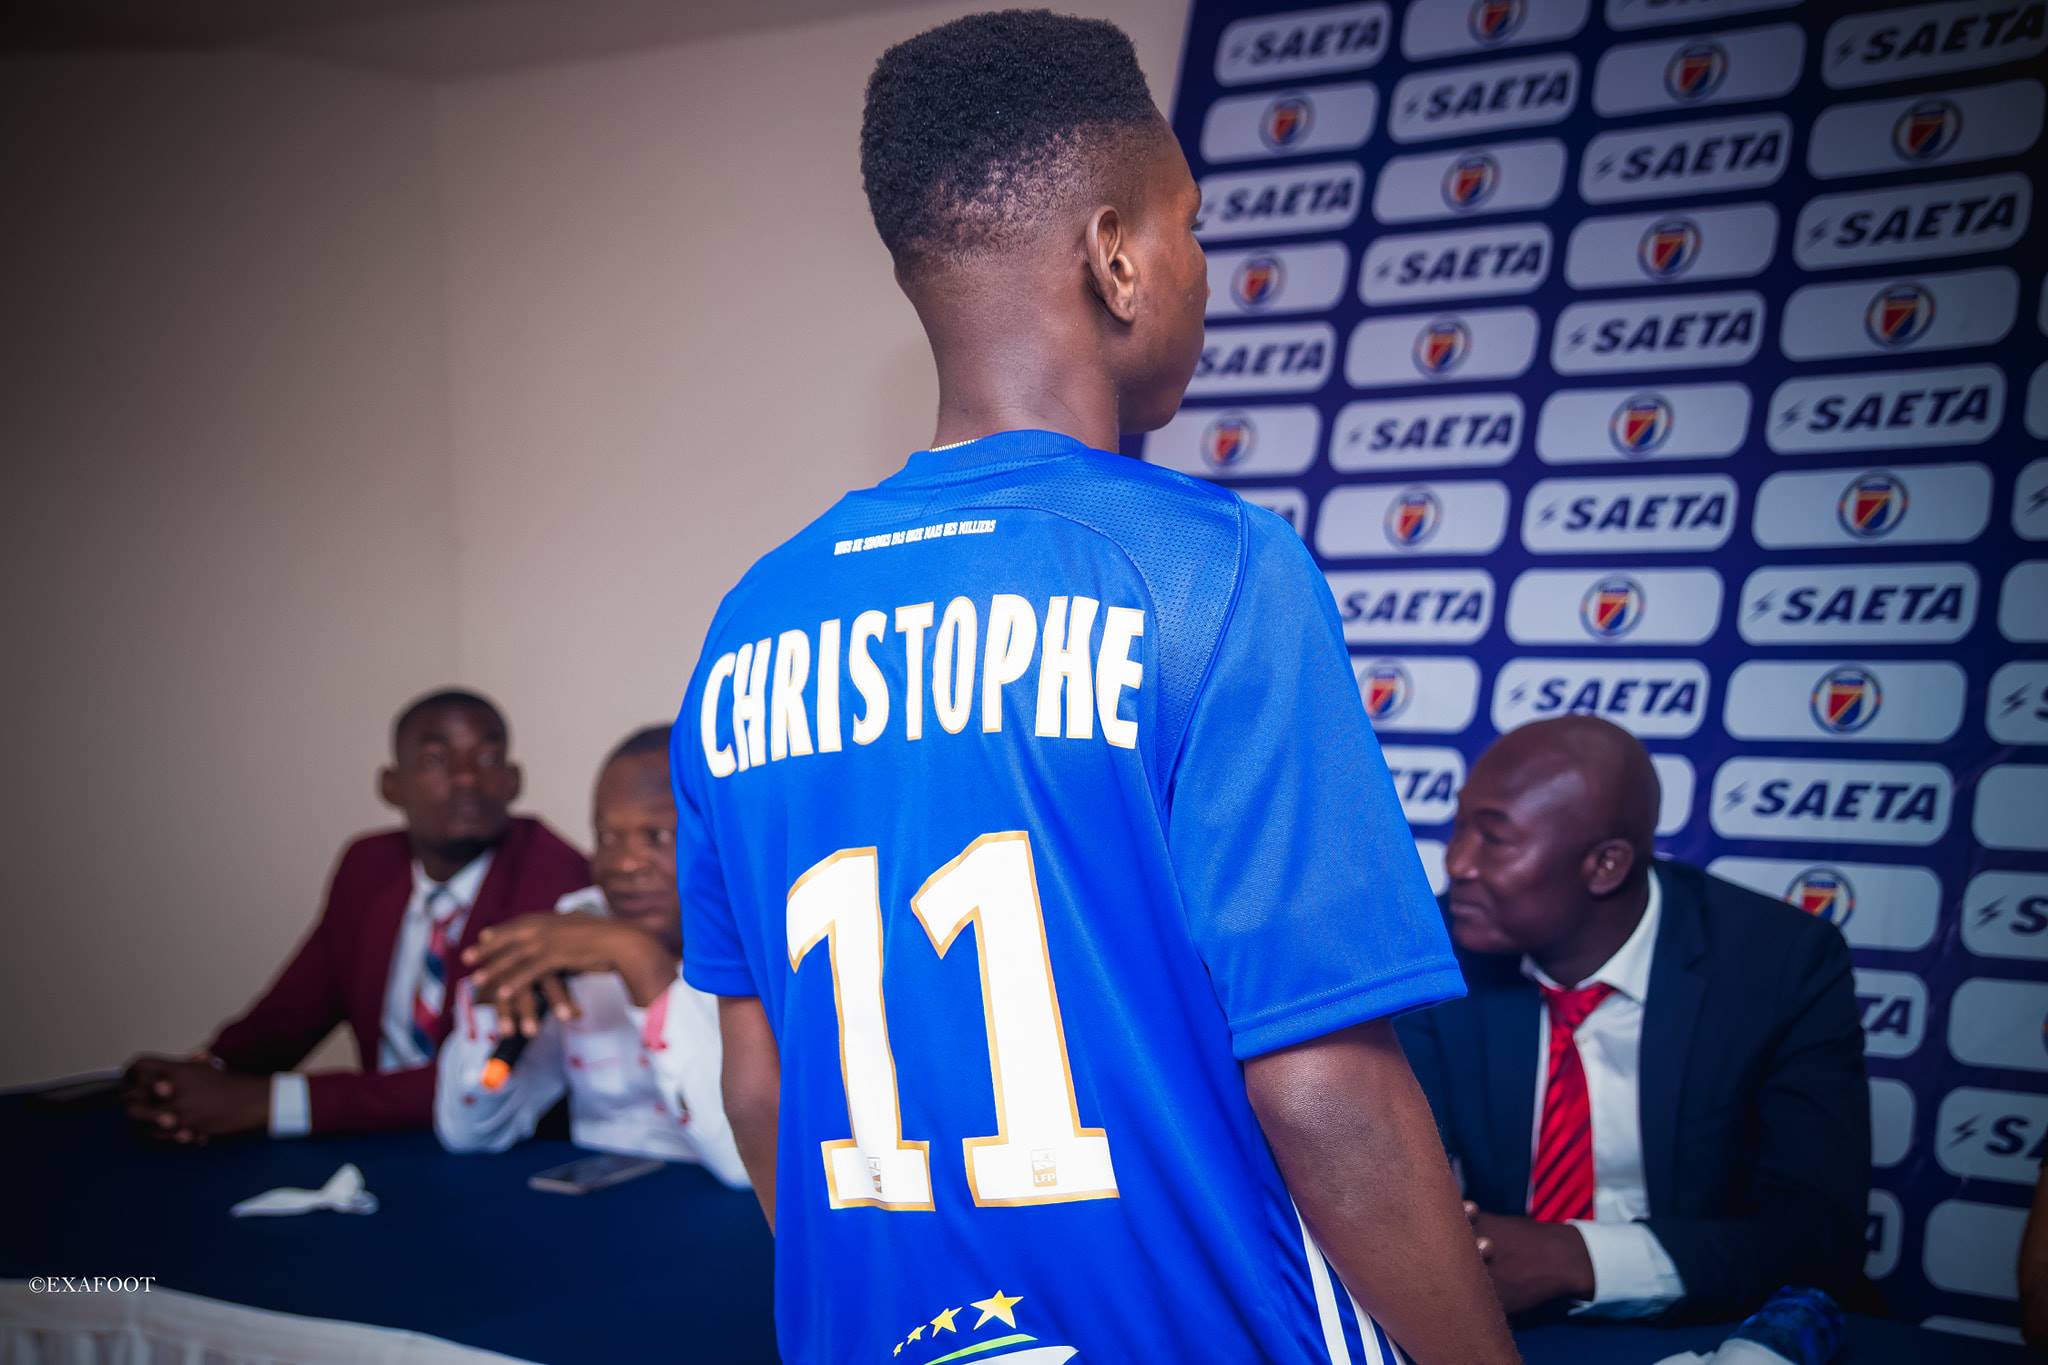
[1165,506,1465,1059]
[671,691,756,998]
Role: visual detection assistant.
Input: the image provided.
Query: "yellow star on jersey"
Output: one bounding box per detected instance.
[892,1345,902,1357]
[929,1306,962,1334]
[970,1290,1022,1329]
[908,1325,925,1343]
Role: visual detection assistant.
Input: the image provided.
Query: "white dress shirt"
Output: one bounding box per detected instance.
[433,886,748,1187]
[268,851,493,1138]
[1521,869,1687,1318]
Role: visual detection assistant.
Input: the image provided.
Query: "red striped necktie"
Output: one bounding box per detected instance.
[1528,981,1616,1224]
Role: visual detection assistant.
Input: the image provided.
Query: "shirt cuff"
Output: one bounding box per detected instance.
[1567,1219,1686,1319]
[269,1073,312,1139]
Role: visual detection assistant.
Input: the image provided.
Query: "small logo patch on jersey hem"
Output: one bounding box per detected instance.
[888,1292,1074,1363]
[836,519,999,556]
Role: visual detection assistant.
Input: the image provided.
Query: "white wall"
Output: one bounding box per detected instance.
[0,1,1188,1086]
[0,52,458,1086]
[433,0,1190,833]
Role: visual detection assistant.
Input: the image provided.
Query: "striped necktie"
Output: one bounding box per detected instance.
[1528,981,1616,1224]
[409,886,458,1060]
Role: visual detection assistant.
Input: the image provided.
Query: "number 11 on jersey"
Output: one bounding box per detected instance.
[787,832,1119,1212]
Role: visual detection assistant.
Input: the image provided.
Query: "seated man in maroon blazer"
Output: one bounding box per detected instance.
[124,690,588,1141]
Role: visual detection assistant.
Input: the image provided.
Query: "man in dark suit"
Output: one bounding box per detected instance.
[124,690,588,1140]
[1395,715,1868,1323]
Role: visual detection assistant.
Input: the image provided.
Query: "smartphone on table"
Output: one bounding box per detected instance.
[528,1153,665,1195]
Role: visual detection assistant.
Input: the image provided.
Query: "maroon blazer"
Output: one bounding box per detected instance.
[209,816,589,1134]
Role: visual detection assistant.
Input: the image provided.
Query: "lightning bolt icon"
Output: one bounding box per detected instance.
[2027,483,2048,516]
[1976,898,2005,928]
[1722,783,1748,809]
[1950,1115,1982,1145]
[2002,687,2030,717]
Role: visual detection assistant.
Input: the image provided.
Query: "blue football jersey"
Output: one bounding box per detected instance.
[673,429,1463,1365]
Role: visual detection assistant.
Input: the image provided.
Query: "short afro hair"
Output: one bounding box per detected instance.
[391,688,507,756]
[605,724,672,769]
[861,10,1160,270]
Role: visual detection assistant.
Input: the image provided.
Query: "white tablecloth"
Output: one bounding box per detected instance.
[0,1282,534,1365]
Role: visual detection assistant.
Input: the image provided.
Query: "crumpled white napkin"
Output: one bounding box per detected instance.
[229,1162,379,1218]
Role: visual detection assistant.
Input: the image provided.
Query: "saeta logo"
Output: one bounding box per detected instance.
[1787,866,1855,927]
[1442,153,1500,209]
[1864,283,1935,347]
[1812,667,1883,733]
[1469,0,1523,43]
[1385,488,1443,547]
[1838,472,1909,537]
[1638,219,1700,278]
[1893,99,1963,161]
[1665,43,1727,101]
[1610,393,1673,455]
[1232,255,1285,309]
[1262,96,1314,150]
[1202,414,1255,469]
[1414,318,1471,375]
[1581,576,1645,637]
[1359,660,1413,720]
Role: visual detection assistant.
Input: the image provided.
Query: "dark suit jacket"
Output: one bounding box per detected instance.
[1394,860,1869,1320]
[209,816,589,1134]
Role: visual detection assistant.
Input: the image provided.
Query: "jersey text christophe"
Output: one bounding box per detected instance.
[700,594,1148,777]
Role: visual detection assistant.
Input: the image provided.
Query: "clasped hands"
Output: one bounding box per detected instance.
[1465,1201,1597,1315]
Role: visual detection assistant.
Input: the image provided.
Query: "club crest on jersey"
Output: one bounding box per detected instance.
[1201,414,1256,469]
[1413,318,1471,375]
[1893,100,1963,163]
[1786,866,1855,927]
[1360,661,1413,720]
[1865,283,1935,347]
[1609,394,1673,456]
[1442,153,1500,210]
[1665,44,1727,102]
[1838,472,1909,537]
[1469,0,1523,44]
[1812,666,1883,734]
[1231,255,1285,309]
[1580,576,1645,638]
[1261,96,1314,150]
[1385,488,1443,547]
[1639,219,1701,279]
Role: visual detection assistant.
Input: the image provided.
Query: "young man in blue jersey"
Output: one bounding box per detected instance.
[676,12,1518,1363]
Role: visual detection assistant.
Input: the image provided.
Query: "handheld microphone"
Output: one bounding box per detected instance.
[480,981,564,1091]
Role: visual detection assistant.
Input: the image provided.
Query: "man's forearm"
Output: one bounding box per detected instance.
[1247,1019,1519,1365]
[717,996,781,1231]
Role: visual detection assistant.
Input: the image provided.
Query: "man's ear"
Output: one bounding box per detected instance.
[1582,837,1636,898]
[1083,205,1139,324]
[377,767,402,811]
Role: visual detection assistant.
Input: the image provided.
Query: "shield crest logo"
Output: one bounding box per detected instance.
[1579,577,1644,638]
[1413,319,1470,376]
[1609,394,1673,456]
[1232,255,1283,309]
[1201,414,1254,470]
[1638,219,1700,279]
[1811,667,1882,734]
[1359,662,1412,721]
[1384,489,1442,548]
[1665,44,1727,101]
[1864,283,1935,348]
[1261,96,1313,150]
[1468,0,1524,43]
[1786,868,1854,927]
[1441,153,1499,211]
[1837,472,1908,538]
[1892,100,1962,161]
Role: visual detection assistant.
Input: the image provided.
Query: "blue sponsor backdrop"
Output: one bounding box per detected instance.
[1128,0,2048,1339]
